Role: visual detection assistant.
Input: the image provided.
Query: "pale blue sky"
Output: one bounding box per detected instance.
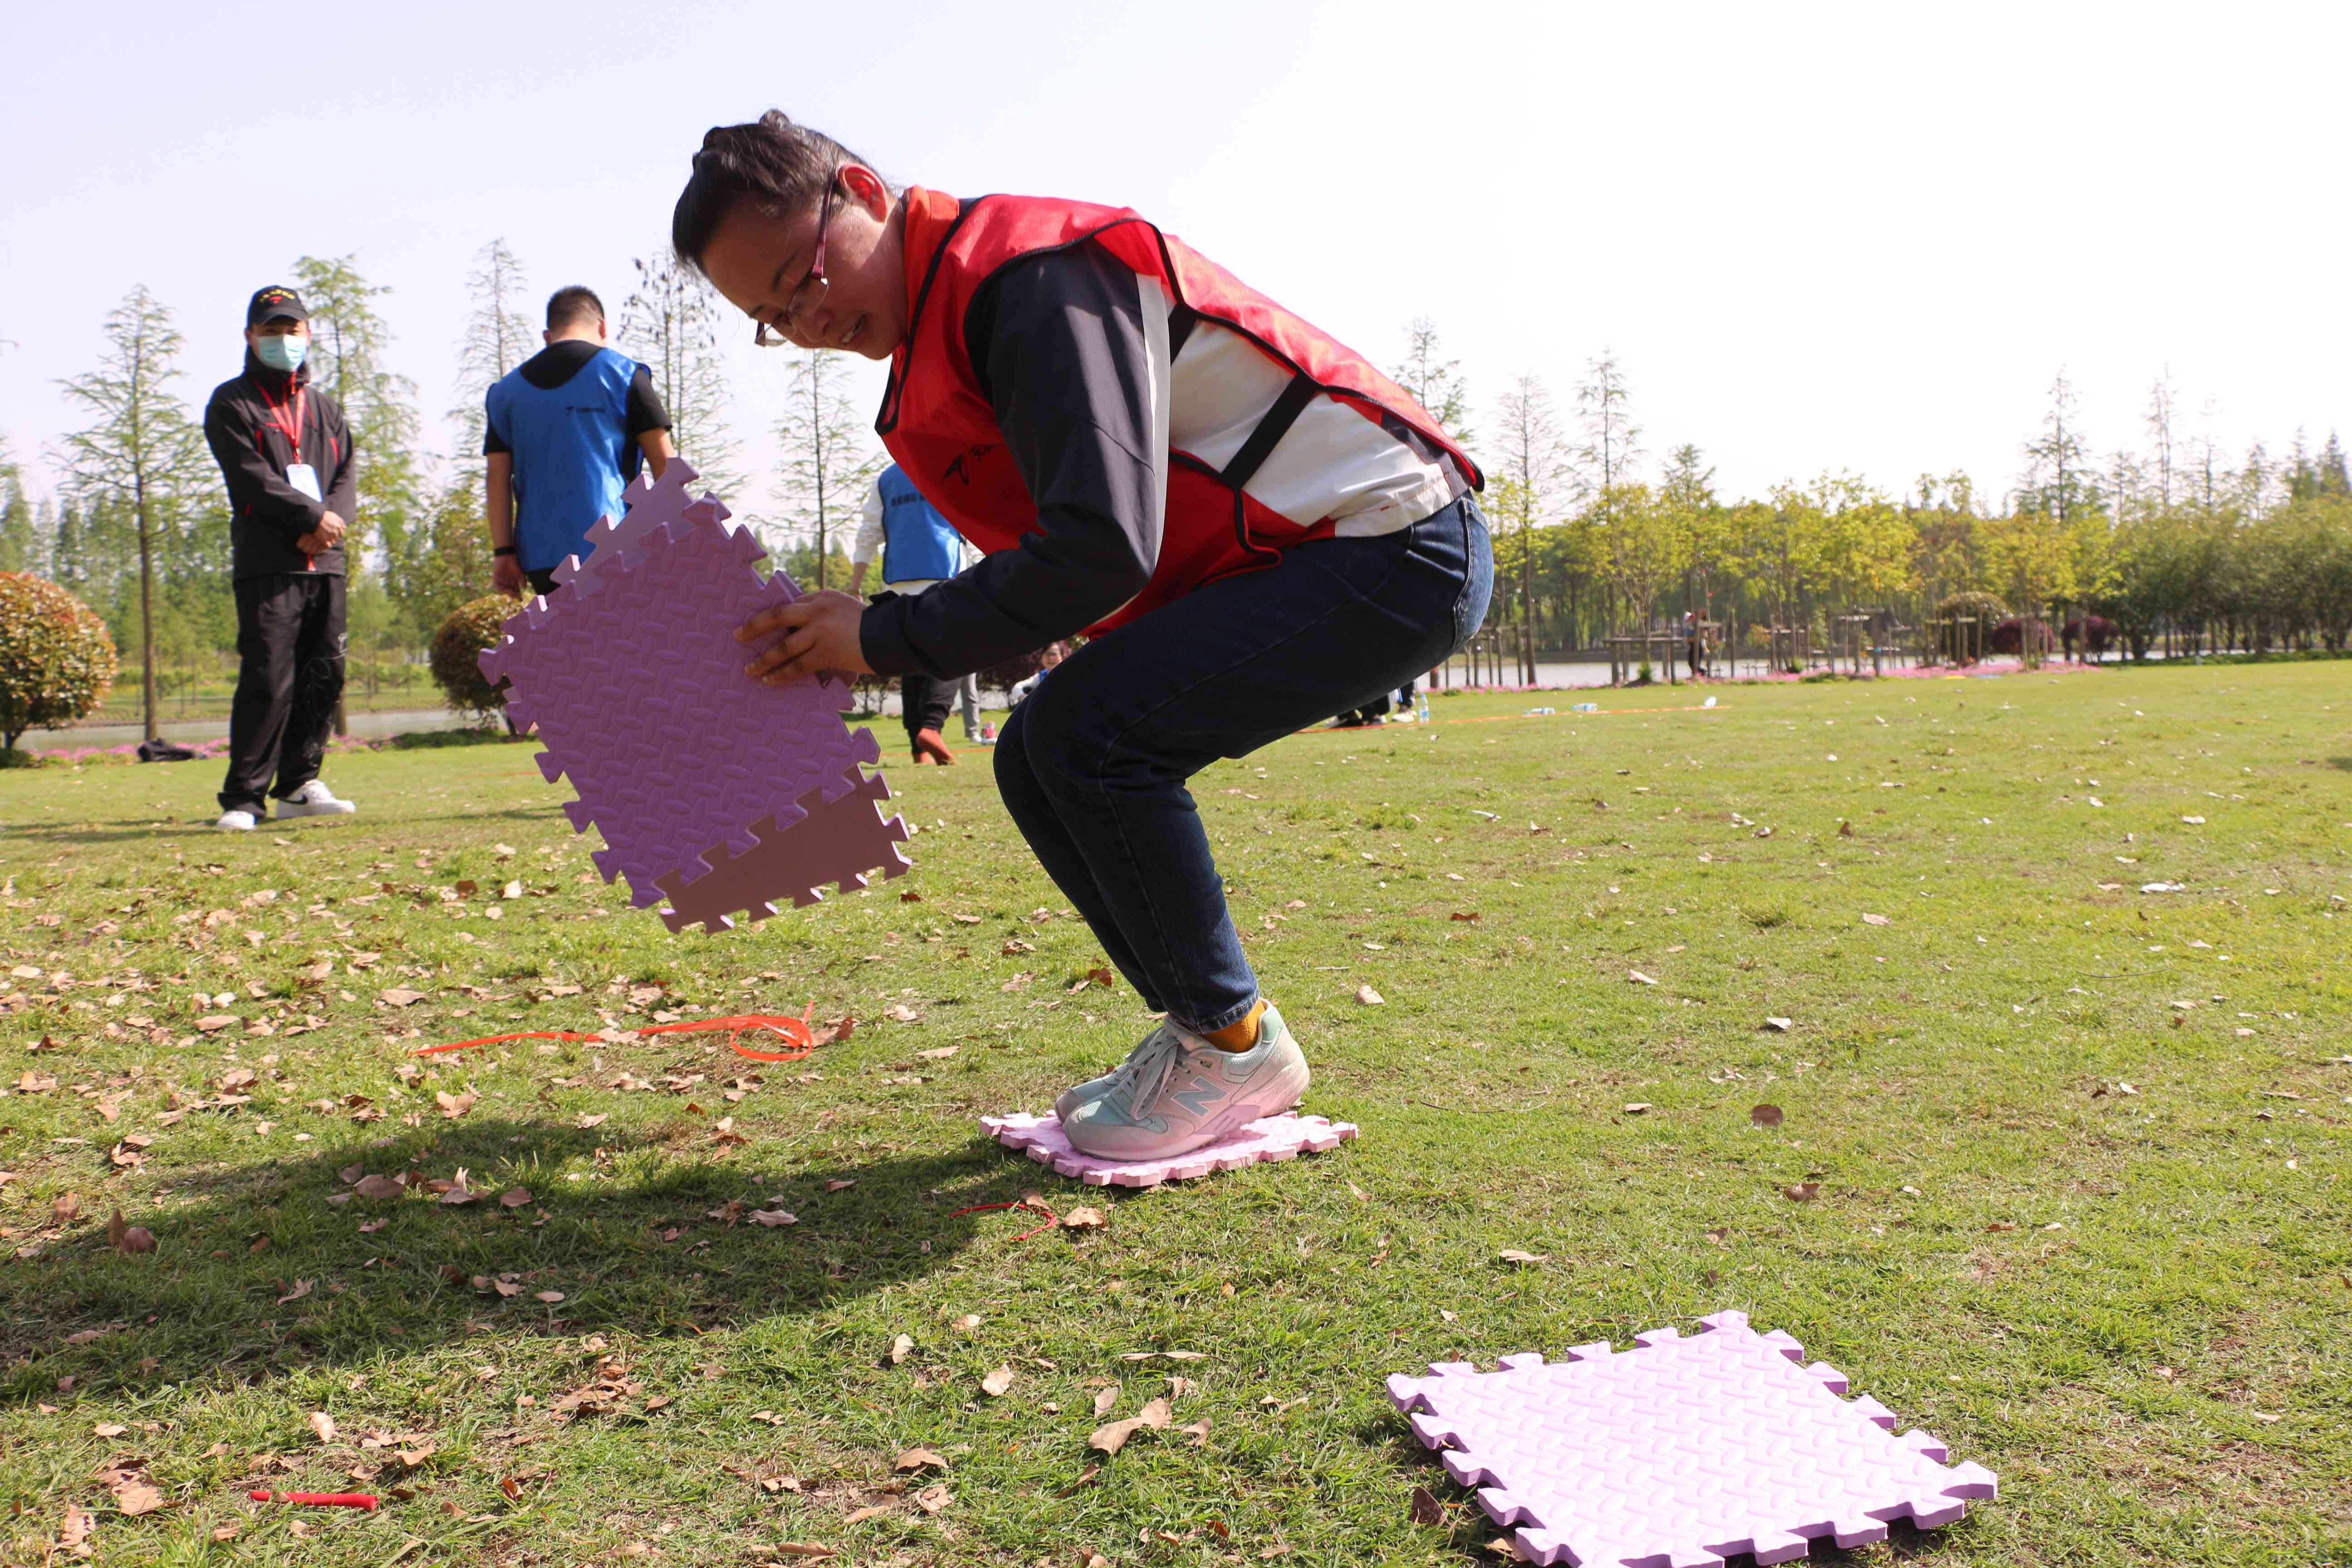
[3,0,2344,515]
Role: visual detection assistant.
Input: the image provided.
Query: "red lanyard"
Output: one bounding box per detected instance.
[259,382,307,465]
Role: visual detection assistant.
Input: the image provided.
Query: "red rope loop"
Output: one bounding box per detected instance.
[948,1196,1060,1242]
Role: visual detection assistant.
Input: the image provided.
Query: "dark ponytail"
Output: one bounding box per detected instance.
[671,111,879,273]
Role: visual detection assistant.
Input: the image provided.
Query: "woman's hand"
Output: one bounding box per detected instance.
[737,589,873,685]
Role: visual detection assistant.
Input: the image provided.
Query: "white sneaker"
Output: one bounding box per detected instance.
[216,809,257,831]
[1060,1003,1308,1161]
[275,780,356,818]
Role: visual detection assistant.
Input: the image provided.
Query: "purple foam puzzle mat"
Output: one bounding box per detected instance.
[656,763,912,932]
[476,461,910,920]
[1386,1310,1997,1567]
[978,1111,1357,1187]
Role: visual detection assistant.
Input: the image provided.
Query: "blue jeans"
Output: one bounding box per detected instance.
[995,496,1493,1033]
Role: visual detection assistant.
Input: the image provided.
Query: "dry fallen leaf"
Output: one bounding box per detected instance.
[1093,1385,1121,1417]
[353,1171,406,1200]
[1749,1103,1785,1128]
[108,1209,157,1254]
[1497,1249,1548,1265]
[276,1279,312,1304]
[1179,1417,1211,1445]
[750,1209,798,1227]
[1861,912,1891,926]
[1628,970,1657,985]
[435,1089,477,1119]
[1762,1016,1793,1032]
[308,1410,338,1444]
[1783,1182,1820,1203]
[1061,1206,1107,1230]
[576,1112,609,1130]
[93,1421,128,1436]
[110,1476,165,1518]
[500,1187,534,1208]
[842,1505,890,1525]
[1409,1485,1446,1525]
[823,1178,859,1192]
[888,1333,914,1366]
[953,1313,982,1332]
[1622,1102,1652,1115]
[914,1483,952,1514]
[980,1364,1015,1397]
[54,1191,84,1223]
[1355,984,1385,1006]
[893,1447,947,1474]
[535,1291,565,1303]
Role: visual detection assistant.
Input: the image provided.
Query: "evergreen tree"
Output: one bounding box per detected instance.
[0,438,38,574]
[1390,318,1474,449]
[772,349,879,590]
[619,252,740,498]
[54,287,211,742]
[1489,375,1567,676]
[449,239,535,468]
[291,253,426,567]
[1573,350,1642,500]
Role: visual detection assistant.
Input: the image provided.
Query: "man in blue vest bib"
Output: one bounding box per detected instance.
[850,464,976,764]
[485,287,678,596]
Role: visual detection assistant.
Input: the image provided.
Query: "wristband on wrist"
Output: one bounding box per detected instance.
[492,545,517,558]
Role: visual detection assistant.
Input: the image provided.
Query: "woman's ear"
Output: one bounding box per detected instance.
[840,162,891,219]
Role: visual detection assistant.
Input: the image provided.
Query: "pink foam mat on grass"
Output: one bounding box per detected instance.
[1386,1309,1997,1567]
[979,1111,1357,1187]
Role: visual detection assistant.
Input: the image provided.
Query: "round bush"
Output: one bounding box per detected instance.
[1932,591,2009,664]
[430,594,520,722]
[0,571,118,753]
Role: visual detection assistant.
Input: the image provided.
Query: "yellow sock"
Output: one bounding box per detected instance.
[1203,998,1267,1053]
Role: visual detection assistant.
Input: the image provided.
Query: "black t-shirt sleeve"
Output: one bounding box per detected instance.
[858,241,1162,680]
[627,367,672,439]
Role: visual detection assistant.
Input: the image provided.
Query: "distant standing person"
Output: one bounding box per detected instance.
[485,287,678,596]
[848,463,975,764]
[203,285,360,831]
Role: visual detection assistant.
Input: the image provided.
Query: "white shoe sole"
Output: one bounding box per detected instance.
[274,801,356,818]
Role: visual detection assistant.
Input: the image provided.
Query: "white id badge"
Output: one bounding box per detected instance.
[286,463,323,502]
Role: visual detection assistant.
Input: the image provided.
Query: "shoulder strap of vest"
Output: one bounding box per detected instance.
[1217,372,1319,493]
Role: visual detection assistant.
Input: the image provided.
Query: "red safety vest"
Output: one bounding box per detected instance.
[876,188,1482,634]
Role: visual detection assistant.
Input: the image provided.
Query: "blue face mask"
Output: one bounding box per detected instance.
[254,333,307,372]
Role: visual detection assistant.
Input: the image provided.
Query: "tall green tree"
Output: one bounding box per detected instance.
[54,287,210,742]
[449,239,535,468]
[1390,318,1474,449]
[290,253,425,566]
[620,253,740,498]
[2020,371,2101,525]
[772,349,879,590]
[1574,350,1642,503]
[1489,375,1566,677]
[0,438,39,574]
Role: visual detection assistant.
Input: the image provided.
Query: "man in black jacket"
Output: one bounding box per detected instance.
[202,285,360,831]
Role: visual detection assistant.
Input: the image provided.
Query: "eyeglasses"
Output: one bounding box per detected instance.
[754,176,838,348]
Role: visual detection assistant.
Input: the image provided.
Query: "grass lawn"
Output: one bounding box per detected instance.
[1,663,2347,1568]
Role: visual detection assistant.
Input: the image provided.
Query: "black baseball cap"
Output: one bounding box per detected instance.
[246,285,308,327]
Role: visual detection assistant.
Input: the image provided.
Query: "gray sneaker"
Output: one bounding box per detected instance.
[1054,1019,1191,1122]
[1060,1004,1308,1161]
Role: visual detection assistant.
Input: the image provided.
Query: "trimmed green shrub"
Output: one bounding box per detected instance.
[429,594,519,724]
[0,571,117,754]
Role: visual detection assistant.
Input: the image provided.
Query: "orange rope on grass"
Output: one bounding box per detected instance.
[413,1009,820,1063]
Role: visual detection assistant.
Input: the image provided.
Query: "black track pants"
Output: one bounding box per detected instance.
[219,573,346,815]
